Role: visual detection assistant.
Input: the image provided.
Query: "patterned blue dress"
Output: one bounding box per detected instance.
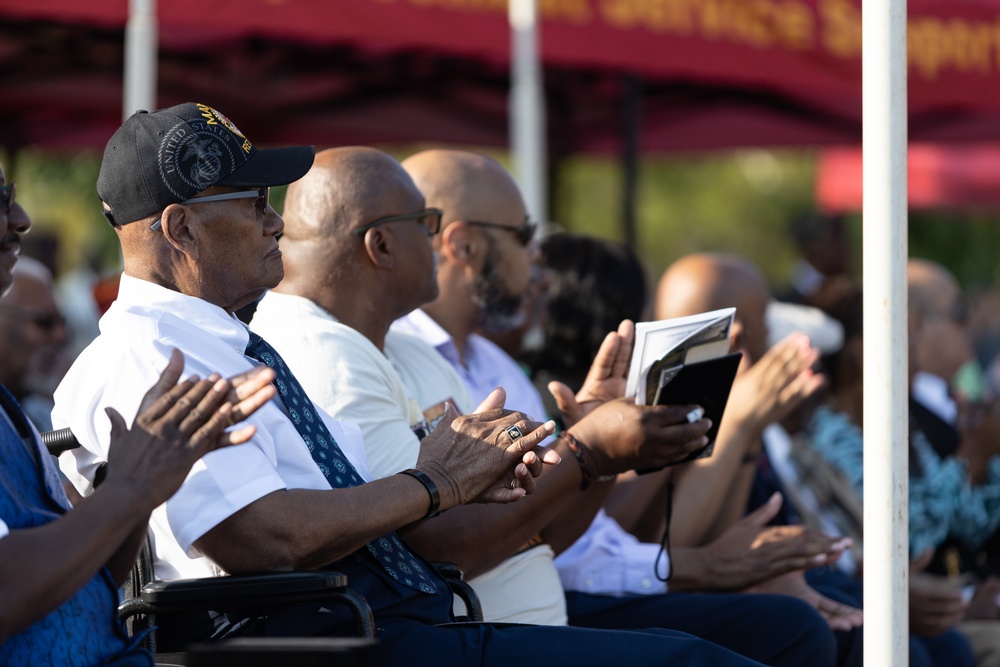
[807,404,1000,558]
[0,386,151,666]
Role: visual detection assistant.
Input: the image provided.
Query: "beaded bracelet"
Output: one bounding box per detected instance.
[560,431,596,491]
[398,468,442,518]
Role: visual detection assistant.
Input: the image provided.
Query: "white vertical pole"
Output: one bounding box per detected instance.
[509,0,548,229]
[123,0,158,120]
[862,0,909,664]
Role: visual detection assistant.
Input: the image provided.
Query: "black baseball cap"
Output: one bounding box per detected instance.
[98,102,315,227]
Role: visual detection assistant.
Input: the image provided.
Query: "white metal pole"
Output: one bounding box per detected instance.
[509,0,548,230]
[123,0,158,121]
[862,0,909,664]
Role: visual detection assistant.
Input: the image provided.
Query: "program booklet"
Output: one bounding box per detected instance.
[625,307,741,464]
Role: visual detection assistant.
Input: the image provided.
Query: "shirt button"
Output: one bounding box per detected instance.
[585,578,594,587]
[641,578,652,589]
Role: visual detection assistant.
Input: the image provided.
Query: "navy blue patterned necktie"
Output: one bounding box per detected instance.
[245,331,438,594]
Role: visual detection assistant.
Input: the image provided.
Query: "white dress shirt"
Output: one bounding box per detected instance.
[253,292,569,623]
[394,308,670,596]
[912,371,958,425]
[53,275,369,581]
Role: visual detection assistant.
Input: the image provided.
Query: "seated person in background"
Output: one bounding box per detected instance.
[778,210,852,304]
[800,276,998,667]
[386,148,856,666]
[54,104,766,667]
[251,147,716,626]
[0,256,69,431]
[0,162,277,667]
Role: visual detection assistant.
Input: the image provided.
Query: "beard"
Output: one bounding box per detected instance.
[471,237,525,334]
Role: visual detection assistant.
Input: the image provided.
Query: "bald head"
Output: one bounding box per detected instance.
[274,147,438,333]
[284,147,421,243]
[401,150,534,339]
[656,254,768,317]
[907,258,960,321]
[907,258,971,380]
[402,150,525,230]
[0,257,67,396]
[656,253,771,362]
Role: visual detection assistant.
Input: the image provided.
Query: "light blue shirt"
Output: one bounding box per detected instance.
[394,308,669,596]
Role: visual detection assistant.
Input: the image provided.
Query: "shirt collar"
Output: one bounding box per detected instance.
[111,274,251,356]
[394,308,454,349]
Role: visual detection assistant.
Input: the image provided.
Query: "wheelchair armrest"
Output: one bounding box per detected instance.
[40,427,80,456]
[431,561,483,623]
[121,571,375,638]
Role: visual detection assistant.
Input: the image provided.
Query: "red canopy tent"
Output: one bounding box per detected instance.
[817,144,1000,212]
[3,0,1000,153]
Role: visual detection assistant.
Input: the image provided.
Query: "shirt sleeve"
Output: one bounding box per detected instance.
[807,406,866,494]
[948,454,1000,550]
[553,510,669,596]
[0,517,8,540]
[907,434,960,558]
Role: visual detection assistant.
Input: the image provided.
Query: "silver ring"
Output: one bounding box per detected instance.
[505,425,524,443]
[509,478,519,490]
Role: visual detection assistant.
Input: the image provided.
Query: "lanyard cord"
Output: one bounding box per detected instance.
[654,469,676,583]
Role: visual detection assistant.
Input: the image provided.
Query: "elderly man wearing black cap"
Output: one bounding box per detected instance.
[0,162,280,666]
[53,104,772,666]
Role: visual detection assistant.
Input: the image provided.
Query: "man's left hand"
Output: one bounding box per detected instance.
[549,319,634,427]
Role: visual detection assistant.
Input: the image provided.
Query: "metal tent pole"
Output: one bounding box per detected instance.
[509,0,548,230]
[123,0,157,120]
[862,0,909,664]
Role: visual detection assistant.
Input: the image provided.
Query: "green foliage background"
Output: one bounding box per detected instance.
[5,145,1000,301]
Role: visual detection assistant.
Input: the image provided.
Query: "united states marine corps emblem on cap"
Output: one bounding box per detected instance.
[208,106,248,140]
[97,102,314,226]
[158,103,256,199]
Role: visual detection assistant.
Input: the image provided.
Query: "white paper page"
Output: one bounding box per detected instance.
[626,308,736,402]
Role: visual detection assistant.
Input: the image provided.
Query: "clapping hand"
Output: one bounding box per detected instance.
[104,349,276,510]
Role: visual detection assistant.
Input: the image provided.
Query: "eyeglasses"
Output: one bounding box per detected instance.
[150,187,270,231]
[930,298,969,325]
[353,208,443,238]
[1,182,15,214]
[465,218,536,246]
[0,305,66,331]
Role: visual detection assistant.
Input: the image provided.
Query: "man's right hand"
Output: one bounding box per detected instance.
[909,551,969,636]
[415,387,559,510]
[725,333,824,436]
[674,492,851,591]
[103,349,276,512]
[567,397,712,476]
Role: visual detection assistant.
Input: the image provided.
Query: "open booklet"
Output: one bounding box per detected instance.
[625,307,742,464]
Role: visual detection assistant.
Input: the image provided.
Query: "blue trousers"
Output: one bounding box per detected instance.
[162,602,769,667]
[808,567,976,667]
[566,590,837,667]
[158,556,768,667]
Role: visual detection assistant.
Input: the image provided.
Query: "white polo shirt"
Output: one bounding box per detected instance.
[252,291,569,624]
[53,274,369,581]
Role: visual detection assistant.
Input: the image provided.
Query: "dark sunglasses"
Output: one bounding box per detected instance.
[353,208,443,237]
[151,187,270,231]
[0,306,66,331]
[1,182,15,214]
[465,218,537,246]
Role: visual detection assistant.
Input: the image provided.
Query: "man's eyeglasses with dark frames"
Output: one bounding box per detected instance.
[465,218,536,246]
[353,208,443,237]
[150,187,270,231]
[1,182,15,214]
